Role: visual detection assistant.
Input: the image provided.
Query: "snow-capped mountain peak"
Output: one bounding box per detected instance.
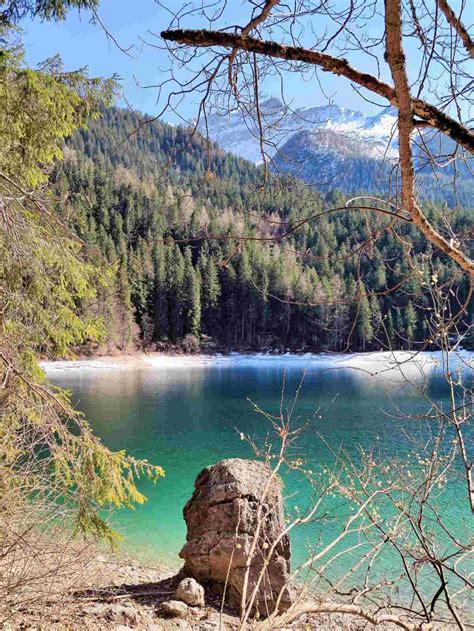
[200,98,471,205]
[203,99,399,164]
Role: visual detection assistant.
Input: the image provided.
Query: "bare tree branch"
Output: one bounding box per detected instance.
[239,0,281,36]
[436,0,474,58]
[258,600,430,630]
[161,28,474,273]
[384,0,474,275]
[160,29,474,154]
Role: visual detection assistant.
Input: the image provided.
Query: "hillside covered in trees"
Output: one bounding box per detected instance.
[54,107,472,354]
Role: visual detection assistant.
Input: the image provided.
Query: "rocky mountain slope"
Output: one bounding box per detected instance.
[206,100,399,164]
[204,99,472,205]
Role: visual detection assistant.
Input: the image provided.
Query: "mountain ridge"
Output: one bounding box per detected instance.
[203,99,473,205]
[204,99,399,164]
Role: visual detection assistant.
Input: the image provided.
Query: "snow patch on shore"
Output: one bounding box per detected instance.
[41,350,472,376]
[40,354,218,372]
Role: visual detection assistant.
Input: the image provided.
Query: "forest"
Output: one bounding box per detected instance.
[55,107,473,354]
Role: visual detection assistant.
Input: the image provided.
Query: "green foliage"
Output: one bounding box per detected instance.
[404,301,418,348]
[0,31,116,186]
[1,198,107,359]
[0,32,164,545]
[183,248,201,338]
[167,244,185,341]
[200,252,220,313]
[354,282,374,350]
[1,0,98,25]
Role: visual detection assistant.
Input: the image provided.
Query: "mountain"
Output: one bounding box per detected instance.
[55,106,472,354]
[204,99,473,205]
[205,100,398,164]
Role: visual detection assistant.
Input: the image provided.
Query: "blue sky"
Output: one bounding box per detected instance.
[22,0,400,123]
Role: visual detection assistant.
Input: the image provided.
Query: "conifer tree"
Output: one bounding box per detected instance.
[1,26,164,563]
[200,252,221,323]
[152,243,169,341]
[356,282,374,350]
[117,258,136,350]
[373,262,387,290]
[404,301,418,348]
[370,295,383,344]
[167,243,185,340]
[385,310,396,348]
[183,247,201,338]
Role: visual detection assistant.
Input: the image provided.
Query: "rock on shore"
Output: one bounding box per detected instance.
[179,458,293,616]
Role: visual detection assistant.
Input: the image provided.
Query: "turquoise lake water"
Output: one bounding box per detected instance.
[45,352,472,575]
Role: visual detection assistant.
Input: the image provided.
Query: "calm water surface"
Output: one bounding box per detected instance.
[45,353,471,570]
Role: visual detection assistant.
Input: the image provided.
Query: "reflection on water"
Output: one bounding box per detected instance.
[45,352,472,567]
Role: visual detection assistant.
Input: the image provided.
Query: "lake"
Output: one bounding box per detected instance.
[44,351,472,573]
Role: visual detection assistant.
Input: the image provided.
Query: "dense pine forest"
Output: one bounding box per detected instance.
[54,107,472,354]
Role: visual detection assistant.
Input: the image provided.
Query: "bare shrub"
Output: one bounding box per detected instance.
[182,333,201,354]
[228,338,472,628]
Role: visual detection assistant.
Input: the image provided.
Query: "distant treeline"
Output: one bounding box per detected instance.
[53,107,472,353]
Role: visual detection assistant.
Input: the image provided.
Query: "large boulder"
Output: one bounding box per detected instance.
[179,458,292,616]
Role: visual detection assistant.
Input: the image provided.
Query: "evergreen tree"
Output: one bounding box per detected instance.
[0,26,164,558]
[152,243,169,341]
[200,252,220,323]
[183,247,201,338]
[1,0,99,24]
[404,301,418,348]
[385,311,396,348]
[370,295,383,345]
[373,262,387,290]
[167,244,185,340]
[356,282,374,349]
[117,259,136,350]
